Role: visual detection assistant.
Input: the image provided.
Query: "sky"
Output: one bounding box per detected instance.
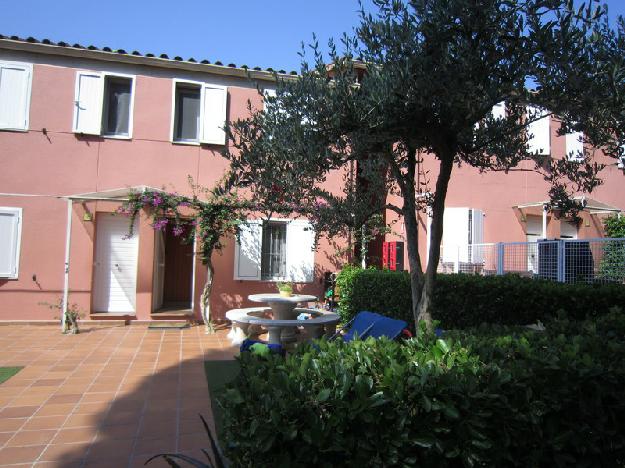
[1,0,625,73]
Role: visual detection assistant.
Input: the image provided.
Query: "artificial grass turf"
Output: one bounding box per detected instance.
[0,366,24,384]
[203,359,240,436]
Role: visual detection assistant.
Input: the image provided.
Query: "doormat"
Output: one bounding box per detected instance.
[148,322,190,330]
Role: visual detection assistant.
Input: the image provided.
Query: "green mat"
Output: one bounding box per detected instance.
[0,367,24,384]
[203,359,240,436]
[147,322,189,330]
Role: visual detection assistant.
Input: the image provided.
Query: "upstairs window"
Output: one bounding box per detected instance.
[173,83,201,142]
[527,106,551,156]
[171,80,227,145]
[0,61,32,131]
[73,71,135,137]
[102,76,132,136]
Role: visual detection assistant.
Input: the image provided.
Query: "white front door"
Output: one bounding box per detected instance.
[93,215,139,313]
[526,216,542,273]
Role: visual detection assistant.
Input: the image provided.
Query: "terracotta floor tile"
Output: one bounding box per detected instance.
[47,393,83,404]
[74,401,110,414]
[23,415,67,430]
[6,429,57,447]
[35,403,76,416]
[0,405,40,418]
[0,432,14,446]
[0,444,46,464]
[39,442,90,462]
[133,436,176,456]
[32,378,65,387]
[52,427,97,444]
[63,413,99,428]
[96,422,139,440]
[80,392,115,403]
[0,417,26,432]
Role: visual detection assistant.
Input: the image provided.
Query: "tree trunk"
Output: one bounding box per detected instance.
[403,196,424,329]
[200,253,215,334]
[416,155,454,328]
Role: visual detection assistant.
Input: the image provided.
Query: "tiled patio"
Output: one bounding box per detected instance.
[0,324,237,467]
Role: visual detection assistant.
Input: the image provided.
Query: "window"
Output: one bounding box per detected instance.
[173,84,201,142]
[234,219,315,282]
[73,71,135,137]
[102,76,132,136]
[0,207,22,279]
[440,208,484,264]
[565,129,584,162]
[527,106,550,156]
[261,222,287,280]
[0,61,32,131]
[171,80,227,145]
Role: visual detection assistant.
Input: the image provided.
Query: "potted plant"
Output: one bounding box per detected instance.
[276,282,294,297]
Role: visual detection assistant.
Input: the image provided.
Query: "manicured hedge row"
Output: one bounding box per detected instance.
[220,313,625,466]
[336,266,625,328]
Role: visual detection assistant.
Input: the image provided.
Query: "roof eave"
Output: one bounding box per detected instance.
[0,38,292,82]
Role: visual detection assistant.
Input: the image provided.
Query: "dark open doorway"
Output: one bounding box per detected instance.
[152,223,194,314]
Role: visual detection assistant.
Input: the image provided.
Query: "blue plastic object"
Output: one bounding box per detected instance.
[340,311,408,342]
[240,338,285,356]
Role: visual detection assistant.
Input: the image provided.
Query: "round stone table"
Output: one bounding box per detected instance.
[248,294,317,343]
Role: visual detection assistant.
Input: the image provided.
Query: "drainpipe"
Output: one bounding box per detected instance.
[61,199,73,332]
[542,205,548,239]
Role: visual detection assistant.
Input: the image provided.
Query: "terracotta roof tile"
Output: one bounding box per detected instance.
[0,34,298,76]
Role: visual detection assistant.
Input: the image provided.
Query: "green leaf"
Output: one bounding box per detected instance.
[317,388,331,402]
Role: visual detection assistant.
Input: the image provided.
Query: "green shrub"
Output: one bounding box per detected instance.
[336,267,625,328]
[220,313,625,467]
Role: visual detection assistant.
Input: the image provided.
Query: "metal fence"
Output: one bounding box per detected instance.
[438,238,625,284]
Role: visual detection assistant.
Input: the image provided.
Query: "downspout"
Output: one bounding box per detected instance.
[542,205,548,239]
[61,198,73,332]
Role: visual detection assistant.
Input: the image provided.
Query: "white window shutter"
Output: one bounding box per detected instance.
[527,106,550,155]
[286,220,315,283]
[491,102,506,120]
[263,88,276,111]
[200,85,227,145]
[0,208,22,279]
[73,72,103,135]
[0,63,31,130]
[442,208,470,263]
[566,131,584,161]
[470,209,484,263]
[234,221,262,280]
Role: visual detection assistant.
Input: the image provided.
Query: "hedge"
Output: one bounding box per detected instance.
[336,265,625,328]
[220,312,625,467]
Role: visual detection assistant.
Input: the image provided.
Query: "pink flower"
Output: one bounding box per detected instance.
[153,218,168,231]
[173,225,184,237]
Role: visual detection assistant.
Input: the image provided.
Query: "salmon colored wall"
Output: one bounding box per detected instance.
[1,51,624,321]
[0,51,348,322]
[383,118,625,271]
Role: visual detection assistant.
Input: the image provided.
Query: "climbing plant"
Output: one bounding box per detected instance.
[118,180,249,333]
[599,215,625,283]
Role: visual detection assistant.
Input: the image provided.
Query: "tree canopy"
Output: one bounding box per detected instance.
[225,0,625,326]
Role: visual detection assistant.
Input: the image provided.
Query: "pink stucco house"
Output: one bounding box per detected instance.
[0,36,345,324]
[0,35,624,324]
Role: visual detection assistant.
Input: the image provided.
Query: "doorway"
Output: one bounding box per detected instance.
[93,215,139,313]
[152,223,194,313]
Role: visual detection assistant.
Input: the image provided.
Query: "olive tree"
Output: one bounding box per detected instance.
[226,0,625,327]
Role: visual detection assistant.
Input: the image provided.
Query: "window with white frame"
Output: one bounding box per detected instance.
[526,106,550,156]
[171,80,227,145]
[0,207,23,279]
[0,61,32,131]
[260,221,287,280]
[73,71,135,137]
[565,129,584,162]
[234,219,315,282]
